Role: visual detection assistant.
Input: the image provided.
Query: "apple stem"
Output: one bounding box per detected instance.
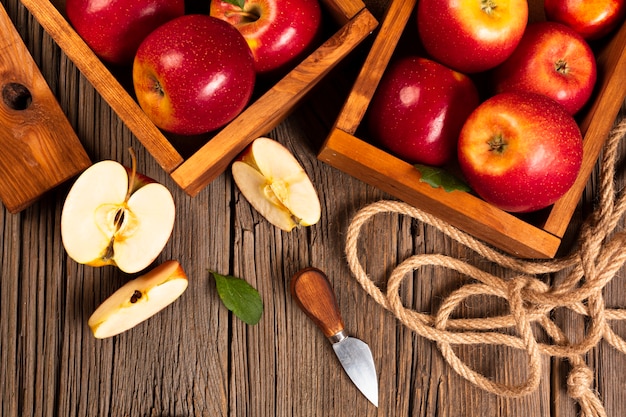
[481,0,497,14]
[225,9,260,23]
[555,59,570,75]
[488,134,507,154]
[126,147,137,203]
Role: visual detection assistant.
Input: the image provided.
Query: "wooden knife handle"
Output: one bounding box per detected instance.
[290,267,345,339]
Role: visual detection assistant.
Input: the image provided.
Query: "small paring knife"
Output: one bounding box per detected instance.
[290,267,378,407]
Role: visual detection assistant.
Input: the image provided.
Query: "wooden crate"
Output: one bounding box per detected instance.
[318,0,626,259]
[19,0,378,197]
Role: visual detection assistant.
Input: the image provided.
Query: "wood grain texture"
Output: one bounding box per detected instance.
[1,0,625,416]
[0,2,90,213]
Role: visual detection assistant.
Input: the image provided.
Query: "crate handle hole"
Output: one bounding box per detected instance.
[3,82,32,111]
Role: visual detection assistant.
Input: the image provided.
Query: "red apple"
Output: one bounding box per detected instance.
[66,0,185,66]
[366,56,480,166]
[492,21,597,115]
[457,92,583,213]
[132,14,256,135]
[210,0,322,76]
[416,0,528,73]
[544,0,626,40]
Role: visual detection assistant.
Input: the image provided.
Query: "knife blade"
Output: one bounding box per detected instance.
[290,267,378,407]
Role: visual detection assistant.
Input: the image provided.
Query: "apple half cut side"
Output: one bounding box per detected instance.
[88,260,188,338]
[232,137,321,231]
[61,159,176,274]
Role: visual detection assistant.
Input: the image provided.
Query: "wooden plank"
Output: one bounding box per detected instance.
[0,2,90,213]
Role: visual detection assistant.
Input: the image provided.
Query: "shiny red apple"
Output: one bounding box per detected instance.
[66,0,185,66]
[210,0,322,76]
[132,15,256,135]
[544,0,626,40]
[366,56,480,166]
[492,21,597,115]
[416,0,528,73]
[457,92,583,213]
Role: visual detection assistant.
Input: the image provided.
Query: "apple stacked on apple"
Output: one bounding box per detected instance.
[544,0,626,40]
[210,0,323,76]
[416,0,528,73]
[366,56,480,166]
[61,157,175,274]
[491,21,597,115]
[88,260,189,338]
[65,0,185,66]
[457,92,583,213]
[232,137,321,231]
[132,14,256,135]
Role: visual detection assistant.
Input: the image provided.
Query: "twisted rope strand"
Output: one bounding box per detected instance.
[344,117,626,415]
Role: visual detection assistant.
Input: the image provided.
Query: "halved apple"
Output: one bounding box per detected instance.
[61,157,175,274]
[232,137,321,231]
[88,260,188,338]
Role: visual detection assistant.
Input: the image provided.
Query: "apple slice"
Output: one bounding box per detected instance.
[61,155,175,274]
[232,137,321,231]
[88,260,188,338]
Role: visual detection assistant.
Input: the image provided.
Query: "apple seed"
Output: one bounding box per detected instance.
[130,290,143,303]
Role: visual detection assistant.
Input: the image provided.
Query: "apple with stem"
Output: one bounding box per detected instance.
[66,0,185,66]
[457,92,583,213]
[232,137,321,231]
[88,260,189,338]
[492,21,597,115]
[366,56,480,166]
[210,0,322,76]
[544,0,626,40]
[416,0,528,73]
[133,14,256,135]
[61,150,175,274]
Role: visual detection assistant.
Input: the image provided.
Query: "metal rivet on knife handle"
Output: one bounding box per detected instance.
[290,267,345,339]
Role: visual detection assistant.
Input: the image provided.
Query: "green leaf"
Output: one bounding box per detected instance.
[223,0,245,8]
[414,164,471,193]
[211,271,263,325]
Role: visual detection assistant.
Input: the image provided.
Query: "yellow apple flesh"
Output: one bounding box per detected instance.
[232,137,321,231]
[88,260,188,338]
[61,160,175,274]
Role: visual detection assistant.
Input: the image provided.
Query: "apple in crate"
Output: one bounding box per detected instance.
[65,0,185,66]
[232,137,321,231]
[61,159,175,274]
[417,0,528,73]
[210,0,322,75]
[492,21,597,115]
[366,56,480,166]
[457,92,583,213]
[544,0,626,40]
[88,260,188,338]
[133,14,256,135]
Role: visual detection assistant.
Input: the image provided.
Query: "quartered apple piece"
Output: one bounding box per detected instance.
[88,260,188,338]
[232,137,321,231]
[61,158,175,274]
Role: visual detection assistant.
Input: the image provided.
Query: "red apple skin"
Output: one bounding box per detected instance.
[210,0,322,76]
[66,0,185,66]
[457,92,583,213]
[416,0,528,73]
[366,56,480,166]
[544,0,626,40]
[132,15,256,135]
[491,21,597,115]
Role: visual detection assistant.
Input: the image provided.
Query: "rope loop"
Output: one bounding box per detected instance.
[344,117,626,416]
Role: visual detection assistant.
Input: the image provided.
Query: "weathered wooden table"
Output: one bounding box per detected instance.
[2,0,625,416]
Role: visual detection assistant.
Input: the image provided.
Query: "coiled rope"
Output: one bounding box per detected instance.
[345,117,626,416]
